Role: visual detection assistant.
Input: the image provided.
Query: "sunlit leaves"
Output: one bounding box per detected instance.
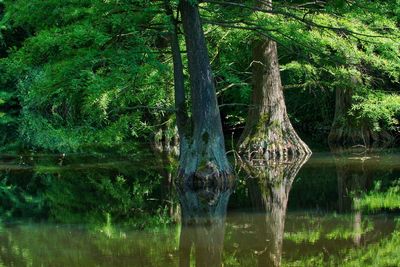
[1,0,172,152]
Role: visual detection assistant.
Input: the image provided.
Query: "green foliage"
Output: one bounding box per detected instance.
[1,0,175,152]
[285,228,321,244]
[0,222,180,266]
[325,219,374,240]
[0,155,176,229]
[351,93,400,132]
[284,221,400,267]
[284,178,400,266]
[0,174,47,220]
[203,0,400,143]
[0,0,399,151]
[337,230,400,267]
[356,179,400,211]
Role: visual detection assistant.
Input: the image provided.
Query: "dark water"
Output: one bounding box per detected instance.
[0,150,399,266]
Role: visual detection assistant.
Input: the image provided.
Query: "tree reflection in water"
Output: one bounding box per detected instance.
[176,155,309,267]
[177,181,233,267]
[243,155,310,267]
[331,147,375,247]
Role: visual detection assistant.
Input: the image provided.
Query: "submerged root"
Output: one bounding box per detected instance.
[241,151,310,182]
[238,110,311,161]
[176,161,235,190]
[239,128,311,162]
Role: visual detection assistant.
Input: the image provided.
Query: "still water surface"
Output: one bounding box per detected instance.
[0,150,399,266]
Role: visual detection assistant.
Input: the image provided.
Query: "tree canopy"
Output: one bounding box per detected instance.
[0,0,398,152]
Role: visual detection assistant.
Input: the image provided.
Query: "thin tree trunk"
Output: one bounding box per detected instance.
[179,0,232,185]
[163,0,189,155]
[238,1,311,161]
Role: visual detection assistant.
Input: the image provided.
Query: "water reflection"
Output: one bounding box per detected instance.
[242,156,309,267]
[177,183,232,267]
[0,152,399,266]
[331,148,375,247]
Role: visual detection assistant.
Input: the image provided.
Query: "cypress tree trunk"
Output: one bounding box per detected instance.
[163,0,189,156]
[238,39,311,160]
[178,0,232,185]
[328,86,394,148]
[238,1,311,161]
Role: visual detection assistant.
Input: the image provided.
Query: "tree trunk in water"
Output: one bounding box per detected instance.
[243,156,309,267]
[238,37,311,161]
[328,87,394,148]
[179,0,232,185]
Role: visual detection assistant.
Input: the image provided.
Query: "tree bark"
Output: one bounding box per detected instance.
[163,0,189,156]
[328,86,394,148]
[178,0,232,185]
[238,1,311,161]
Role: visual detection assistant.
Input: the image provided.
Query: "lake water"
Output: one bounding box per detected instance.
[0,150,399,266]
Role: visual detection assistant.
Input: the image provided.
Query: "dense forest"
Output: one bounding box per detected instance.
[0,1,399,266]
[0,0,399,156]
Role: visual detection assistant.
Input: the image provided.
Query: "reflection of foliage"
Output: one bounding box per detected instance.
[284,228,400,267]
[44,168,173,229]
[0,177,19,218]
[326,219,373,240]
[285,178,400,266]
[285,227,321,244]
[0,223,180,267]
[284,253,326,267]
[289,162,338,211]
[356,179,400,211]
[284,213,375,244]
[0,173,47,220]
[223,253,242,267]
[222,211,390,267]
[1,156,175,230]
[337,229,400,267]
[284,216,373,244]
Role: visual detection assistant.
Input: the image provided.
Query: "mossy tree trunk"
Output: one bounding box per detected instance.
[177,0,232,185]
[328,86,393,148]
[163,0,232,185]
[238,1,311,160]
